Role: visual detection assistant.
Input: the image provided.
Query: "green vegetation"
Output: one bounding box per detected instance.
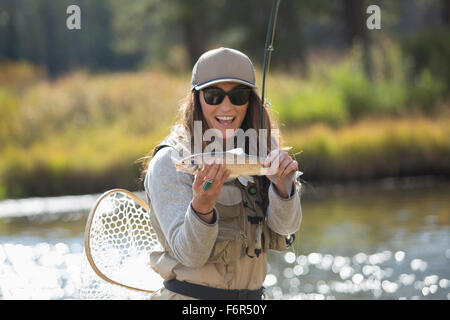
[268,37,448,127]
[0,39,449,199]
[284,117,450,182]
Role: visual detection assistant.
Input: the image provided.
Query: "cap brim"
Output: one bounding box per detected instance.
[193,78,257,90]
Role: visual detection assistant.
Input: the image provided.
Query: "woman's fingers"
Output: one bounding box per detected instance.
[206,162,220,180]
[192,162,229,216]
[279,159,298,178]
[210,163,231,189]
[264,149,279,168]
[276,155,294,179]
[265,151,286,176]
[266,154,281,176]
[200,161,229,190]
[215,166,230,187]
[264,150,298,180]
[193,164,210,188]
[275,154,289,176]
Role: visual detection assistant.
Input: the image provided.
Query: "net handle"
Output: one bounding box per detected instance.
[84,188,156,294]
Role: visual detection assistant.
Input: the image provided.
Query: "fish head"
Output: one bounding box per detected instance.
[175,156,202,175]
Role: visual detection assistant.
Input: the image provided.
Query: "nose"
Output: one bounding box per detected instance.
[217,95,234,111]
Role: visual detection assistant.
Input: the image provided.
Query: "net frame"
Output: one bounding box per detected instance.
[81,189,162,298]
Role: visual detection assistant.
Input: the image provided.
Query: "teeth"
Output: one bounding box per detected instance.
[216,116,234,121]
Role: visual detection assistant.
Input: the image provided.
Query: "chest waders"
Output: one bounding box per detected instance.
[234,177,296,259]
[147,144,296,299]
[151,144,295,259]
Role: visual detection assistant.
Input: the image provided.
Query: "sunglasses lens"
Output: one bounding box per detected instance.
[203,88,225,105]
[229,88,251,105]
[202,86,251,105]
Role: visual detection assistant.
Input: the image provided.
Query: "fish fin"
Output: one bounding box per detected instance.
[226,148,245,155]
[238,176,254,186]
[237,176,248,186]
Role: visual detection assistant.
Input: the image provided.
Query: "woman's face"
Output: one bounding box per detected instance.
[199,82,249,141]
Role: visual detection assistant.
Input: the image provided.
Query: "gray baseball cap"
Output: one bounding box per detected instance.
[191,47,257,90]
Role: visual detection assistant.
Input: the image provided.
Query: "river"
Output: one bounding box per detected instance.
[0,177,448,300]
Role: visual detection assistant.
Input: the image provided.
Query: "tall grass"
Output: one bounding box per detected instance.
[284,116,450,182]
[3,69,189,148]
[268,37,448,127]
[0,39,449,199]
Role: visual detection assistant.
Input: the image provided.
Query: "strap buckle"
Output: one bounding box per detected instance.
[247,216,263,224]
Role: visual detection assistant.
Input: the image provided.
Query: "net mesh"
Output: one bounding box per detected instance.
[80,190,163,299]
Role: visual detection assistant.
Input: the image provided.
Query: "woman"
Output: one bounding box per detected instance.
[141,47,302,300]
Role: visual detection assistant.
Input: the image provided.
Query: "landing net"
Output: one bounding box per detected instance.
[80,189,163,299]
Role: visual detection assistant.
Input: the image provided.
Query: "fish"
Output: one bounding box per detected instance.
[175,147,303,180]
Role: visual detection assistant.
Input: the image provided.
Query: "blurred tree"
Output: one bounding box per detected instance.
[0,0,116,76]
[0,0,448,78]
[342,0,366,45]
[216,0,305,72]
[341,0,373,80]
[177,0,210,66]
[443,0,450,26]
[110,0,211,69]
[1,0,19,60]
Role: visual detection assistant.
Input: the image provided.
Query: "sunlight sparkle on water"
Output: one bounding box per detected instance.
[293,265,305,276]
[395,251,406,262]
[399,273,416,286]
[353,252,367,264]
[264,274,277,287]
[352,273,364,285]
[284,252,296,264]
[382,280,399,293]
[439,279,449,288]
[1,241,449,300]
[424,275,439,286]
[307,252,322,265]
[410,259,428,272]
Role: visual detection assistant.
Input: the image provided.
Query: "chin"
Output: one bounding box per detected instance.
[222,129,237,140]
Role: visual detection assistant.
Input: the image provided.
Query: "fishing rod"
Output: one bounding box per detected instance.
[260,0,281,131]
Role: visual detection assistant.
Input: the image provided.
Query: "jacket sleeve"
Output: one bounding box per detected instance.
[144,147,218,268]
[263,136,302,235]
[266,180,302,236]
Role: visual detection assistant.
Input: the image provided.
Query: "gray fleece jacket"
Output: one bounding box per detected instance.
[144,127,302,269]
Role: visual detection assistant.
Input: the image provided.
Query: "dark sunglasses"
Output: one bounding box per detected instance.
[202,85,252,105]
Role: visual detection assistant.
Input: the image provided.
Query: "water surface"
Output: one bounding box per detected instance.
[0,179,448,299]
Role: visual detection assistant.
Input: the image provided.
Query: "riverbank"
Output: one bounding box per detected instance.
[0,114,448,200]
[0,61,448,199]
[284,115,450,183]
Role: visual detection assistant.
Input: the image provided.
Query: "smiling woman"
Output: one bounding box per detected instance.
[139,47,303,300]
[200,83,251,140]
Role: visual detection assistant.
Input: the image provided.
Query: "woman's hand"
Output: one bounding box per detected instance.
[264,150,298,198]
[192,161,230,222]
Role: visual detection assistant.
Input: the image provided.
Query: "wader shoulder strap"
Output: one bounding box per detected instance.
[146,144,171,206]
[152,144,171,157]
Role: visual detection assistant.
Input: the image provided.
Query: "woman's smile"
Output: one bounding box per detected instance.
[215,115,236,128]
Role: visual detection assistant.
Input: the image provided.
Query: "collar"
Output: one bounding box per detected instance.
[237,176,255,186]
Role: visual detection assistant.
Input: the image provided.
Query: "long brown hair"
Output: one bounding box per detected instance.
[138,87,281,211]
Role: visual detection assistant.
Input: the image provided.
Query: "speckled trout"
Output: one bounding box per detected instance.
[175,147,302,178]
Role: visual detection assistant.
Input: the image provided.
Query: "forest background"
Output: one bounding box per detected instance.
[0,0,448,199]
